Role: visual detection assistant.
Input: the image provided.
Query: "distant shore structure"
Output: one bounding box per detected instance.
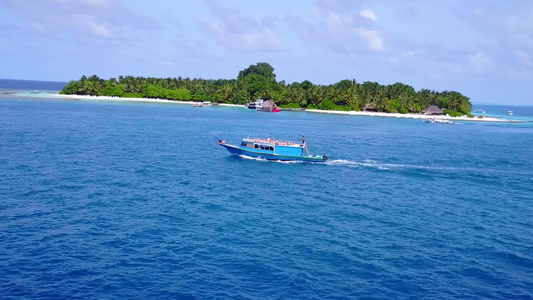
[364,103,377,112]
[257,100,278,112]
[424,105,444,115]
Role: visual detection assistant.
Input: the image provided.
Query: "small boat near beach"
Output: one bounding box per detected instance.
[218,137,327,162]
[508,111,513,116]
[424,118,454,124]
[193,101,212,107]
[245,99,263,109]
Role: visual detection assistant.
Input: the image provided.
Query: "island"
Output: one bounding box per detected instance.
[59,62,501,121]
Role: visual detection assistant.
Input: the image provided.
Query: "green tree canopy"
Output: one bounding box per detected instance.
[238,62,276,82]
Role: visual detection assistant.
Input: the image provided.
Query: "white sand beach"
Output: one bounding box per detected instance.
[54,93,241,108]
[303,108,512,122]
[53,94,517,123]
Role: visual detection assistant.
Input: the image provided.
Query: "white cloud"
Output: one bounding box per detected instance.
[390,50,415,65]
[403,51,415,59]
[468,52,492,73]
[355,28,384,52]
[288,2,387,55]
[443,62,468,74]
[359,9,377,22]
[325,11,345,27]
[198,2,282,51]
[1,0,159,43]
[460,2,533,50]
[205,19,281,51]
[73,14,112,38]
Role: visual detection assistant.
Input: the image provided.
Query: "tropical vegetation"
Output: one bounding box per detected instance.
[60,62,472,114]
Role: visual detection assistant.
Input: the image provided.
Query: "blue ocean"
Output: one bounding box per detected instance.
[1,80,532,299]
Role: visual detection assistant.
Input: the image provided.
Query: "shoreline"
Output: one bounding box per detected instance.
[53,93,244,108]
[303,108,517,122]
[52,94,521,123]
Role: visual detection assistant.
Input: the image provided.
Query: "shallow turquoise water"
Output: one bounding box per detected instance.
[471,103,533,122]
[1,91,532,299]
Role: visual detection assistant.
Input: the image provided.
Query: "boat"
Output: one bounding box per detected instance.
[433,119,454,124]
[217,137,327,162]
[245,99,263,109]
[424,118,454,124]
[508,111,513,116]
[192,101,212,107]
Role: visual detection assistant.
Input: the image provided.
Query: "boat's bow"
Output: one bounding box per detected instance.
[217,140,243,155]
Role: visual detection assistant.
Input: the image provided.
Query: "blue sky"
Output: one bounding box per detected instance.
[1,0,532,105]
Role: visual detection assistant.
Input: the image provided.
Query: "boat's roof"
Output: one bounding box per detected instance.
[242,138,304,148]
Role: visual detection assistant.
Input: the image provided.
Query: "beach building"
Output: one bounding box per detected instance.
[258,100,277,112]
[364,103,377,112]
[424,105,444,115]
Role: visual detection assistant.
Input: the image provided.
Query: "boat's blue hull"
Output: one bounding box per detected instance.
[219,144,326,162]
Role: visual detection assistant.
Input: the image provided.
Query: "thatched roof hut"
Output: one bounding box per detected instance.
[260,100,276,112]
[364,103,377,112]
[424,105,444,115]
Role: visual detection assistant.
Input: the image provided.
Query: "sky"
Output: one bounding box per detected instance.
[1,0,532,105]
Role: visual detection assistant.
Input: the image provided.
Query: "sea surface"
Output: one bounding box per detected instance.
[1,80,532,299]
